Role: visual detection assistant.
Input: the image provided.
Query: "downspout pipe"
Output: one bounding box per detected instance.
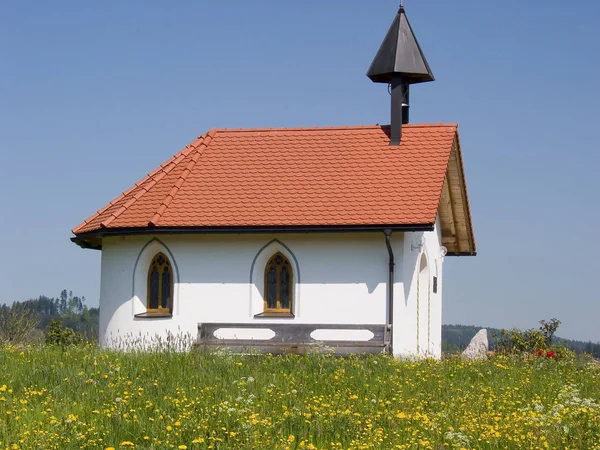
[384,229,395,355]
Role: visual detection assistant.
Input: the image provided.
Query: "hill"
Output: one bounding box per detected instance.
[443,324,600,358]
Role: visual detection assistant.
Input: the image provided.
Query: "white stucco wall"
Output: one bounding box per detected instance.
[396,216,445,358]
[98,227,445,357]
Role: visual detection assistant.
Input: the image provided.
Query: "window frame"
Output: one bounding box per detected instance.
[263,252,293,313]
[146,252,174,314]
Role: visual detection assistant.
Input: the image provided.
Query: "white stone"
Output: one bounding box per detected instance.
[462,329,489,360]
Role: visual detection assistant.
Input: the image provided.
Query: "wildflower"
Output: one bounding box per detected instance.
[178,446,187,449]
[547,350,557,359]
[536,349,544,356]
[119,442,134,447]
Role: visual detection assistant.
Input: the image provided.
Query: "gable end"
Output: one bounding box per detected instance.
[438,135,476,256]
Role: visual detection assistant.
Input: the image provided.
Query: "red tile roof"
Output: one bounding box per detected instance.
[73,124,460,234]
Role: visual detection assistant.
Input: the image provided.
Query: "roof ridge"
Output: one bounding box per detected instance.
[379,123,458,128]
[71,134,209,234]
[148,129,218,226]
[213,123,457,133]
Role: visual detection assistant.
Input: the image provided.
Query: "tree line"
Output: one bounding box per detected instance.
[0,290,99,343]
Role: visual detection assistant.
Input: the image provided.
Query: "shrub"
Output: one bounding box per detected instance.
[493,318,576,360]
[494,327,546,355]
[45,320,83,347]
[551,345,576,361]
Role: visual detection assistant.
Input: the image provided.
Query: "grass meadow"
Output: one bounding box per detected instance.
[1,345,599,449]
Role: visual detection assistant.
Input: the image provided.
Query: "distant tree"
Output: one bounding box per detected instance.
[0,303,41,344]
[60,290,68,315]
[538,318,561,347]
[67,293,84,315]
[442,341,461,354]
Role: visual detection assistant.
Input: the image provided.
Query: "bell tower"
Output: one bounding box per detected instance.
[367,6,434,145]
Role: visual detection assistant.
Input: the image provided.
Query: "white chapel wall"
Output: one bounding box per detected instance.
[396,216,444,358]
[98,232,407,350]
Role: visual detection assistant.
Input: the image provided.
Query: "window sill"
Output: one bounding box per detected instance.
[254,312,295,319]
[134,311,173,319]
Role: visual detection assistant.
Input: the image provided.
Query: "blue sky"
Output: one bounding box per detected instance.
[1,1,599,341]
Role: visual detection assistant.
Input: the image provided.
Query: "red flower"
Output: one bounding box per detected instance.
[546,350,556,359]
[535,349,543,356]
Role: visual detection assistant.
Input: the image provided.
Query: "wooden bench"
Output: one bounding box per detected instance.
[197,322,390,355]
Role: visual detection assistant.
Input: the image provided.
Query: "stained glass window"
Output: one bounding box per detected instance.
[149,266,159,309]
[267,265,277,309]
[162,266,171,309]
[147,253,173,313]
[264,253,293,312]
[280,265,290,309]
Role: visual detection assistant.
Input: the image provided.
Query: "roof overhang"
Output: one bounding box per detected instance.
[71,223,435,251]
[438,134,476,256]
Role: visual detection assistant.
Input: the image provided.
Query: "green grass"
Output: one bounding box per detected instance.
[0,345,599,449]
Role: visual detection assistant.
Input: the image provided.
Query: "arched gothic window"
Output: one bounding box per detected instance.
[264,253,293,312]
[147,253,173,313]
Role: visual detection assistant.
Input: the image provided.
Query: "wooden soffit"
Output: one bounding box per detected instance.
[438,135,476,256]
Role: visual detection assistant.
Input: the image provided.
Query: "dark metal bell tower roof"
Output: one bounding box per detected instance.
[367,5,434,84]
